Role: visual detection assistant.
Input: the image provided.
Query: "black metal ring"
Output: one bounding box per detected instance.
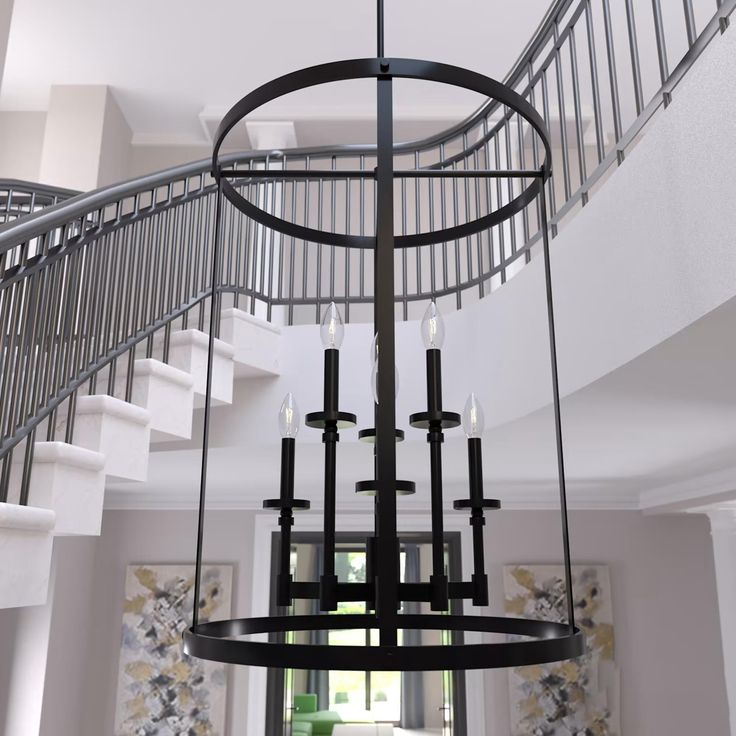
[409,410,462,429]
[213,58,552,249]
[358,427,405,443]
[183,613,584,671]
[262,498,311,510]
[355,479,416,496]
[304,411,358,429]
[453,498,501,511]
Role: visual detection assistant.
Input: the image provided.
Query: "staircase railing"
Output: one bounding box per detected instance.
[0,180,78,225]
[0,0,733,505]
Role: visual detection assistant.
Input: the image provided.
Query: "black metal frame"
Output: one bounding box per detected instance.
[263,532,469,735]
[185,3,584,671]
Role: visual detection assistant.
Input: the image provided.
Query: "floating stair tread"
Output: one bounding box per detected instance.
[132,358,196,388]
[170,329,235,358]
[32,441,105,471]
[75,394,151,425]
[0,502,56,532]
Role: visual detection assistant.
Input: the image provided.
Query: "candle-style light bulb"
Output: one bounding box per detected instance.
[370,332,379,364]
[278,392,300,438]
[371,358,399,404]
[320,301,344,349]
[421,301,445,349]
[462,393,485,438]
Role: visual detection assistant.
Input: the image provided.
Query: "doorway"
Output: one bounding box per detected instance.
[265,532,467,736]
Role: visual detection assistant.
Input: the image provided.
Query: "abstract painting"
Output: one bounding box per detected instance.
[113,564,232,736]
[503,564,621,736]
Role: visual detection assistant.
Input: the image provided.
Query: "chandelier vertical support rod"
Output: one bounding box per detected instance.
[375,73,399,645]
[377,0,385,58]
[539,174,576,632]
[192,180,224,628]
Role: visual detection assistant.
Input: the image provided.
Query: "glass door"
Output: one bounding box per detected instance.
[265,532,467,736]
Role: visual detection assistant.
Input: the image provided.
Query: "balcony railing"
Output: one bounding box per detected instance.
[0,0,734,503]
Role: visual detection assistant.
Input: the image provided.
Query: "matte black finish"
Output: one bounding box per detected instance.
[212,58,552,250]
[355,479,416,496]
[183,615,585,671]
[188,9,585,673]
[357,427,405,442]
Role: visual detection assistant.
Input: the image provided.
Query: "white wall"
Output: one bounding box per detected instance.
[78,509,255,736]
[0,111,45,180]
[483,510,729,736]
[20,507,728,735]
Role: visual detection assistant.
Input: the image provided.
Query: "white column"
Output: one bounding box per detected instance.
[708,507,736,735]
[3,556,56,736]
[39,85,131,191]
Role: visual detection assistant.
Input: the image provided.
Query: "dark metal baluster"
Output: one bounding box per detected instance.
[651,0,670,95]
[504,116,519,257]
[19,430,36,505]
[414,151,422,300]
[624,0,645,116]
[493,133,507,282]
[568,27,588,193]
[439,144,449,294]
[401,175,408,319]
[553,27,572,201]
[602,0,624,154]
[288,178,298,325]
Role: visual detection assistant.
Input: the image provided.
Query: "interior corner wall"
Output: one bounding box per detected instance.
[483,510,729,736]
[96,90,132,188]
[77,509,256,736]
[0,111,45,181]
[0,0,14,86]
[38,85,131,191]
[39,86,107,191]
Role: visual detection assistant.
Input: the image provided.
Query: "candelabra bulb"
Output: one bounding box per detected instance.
[421,301,445,349]
[278,392,300,437]
[462,393,485,438]
[320,301,345,349]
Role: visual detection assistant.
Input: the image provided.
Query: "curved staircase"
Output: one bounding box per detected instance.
[1,0,735,613]
[1,311,280,607]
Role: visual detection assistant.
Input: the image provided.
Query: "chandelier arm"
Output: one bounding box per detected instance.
[192,179,224,629]
[539,178,576,632]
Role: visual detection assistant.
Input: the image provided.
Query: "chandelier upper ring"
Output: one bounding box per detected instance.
[212,57,552,249]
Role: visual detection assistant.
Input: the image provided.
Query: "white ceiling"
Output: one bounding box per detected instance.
[0,0,552,143]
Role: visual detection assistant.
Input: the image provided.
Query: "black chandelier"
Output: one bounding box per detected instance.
[184,1,584,671]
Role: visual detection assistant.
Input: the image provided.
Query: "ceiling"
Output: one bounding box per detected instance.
[0,0,552,144]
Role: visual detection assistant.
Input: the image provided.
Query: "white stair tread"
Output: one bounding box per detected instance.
[33,441,105,471]
[0,502,56,532]
[169,329,235,357]
[132,357,195,388]
[220,308,282,377]
[75,394,151,424]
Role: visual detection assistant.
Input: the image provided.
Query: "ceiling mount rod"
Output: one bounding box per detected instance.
[377,0,385,57]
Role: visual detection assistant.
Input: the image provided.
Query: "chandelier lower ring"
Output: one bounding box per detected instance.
[212,57,552,250]
[183,614,584,671]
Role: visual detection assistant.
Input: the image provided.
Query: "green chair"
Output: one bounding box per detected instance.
[292,694,343,736]
[291,722,313,736]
